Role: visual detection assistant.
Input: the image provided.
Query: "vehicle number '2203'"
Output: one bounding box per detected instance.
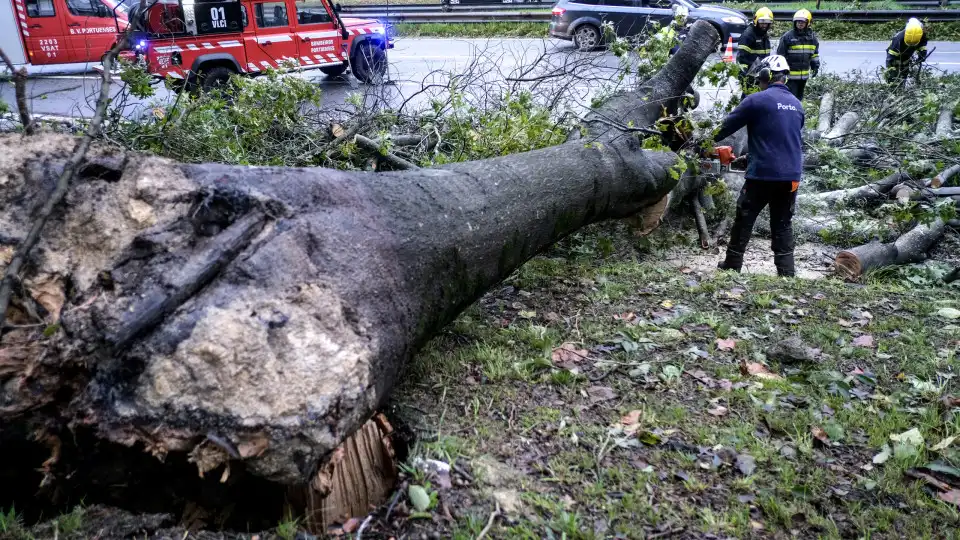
[311,39,335,53]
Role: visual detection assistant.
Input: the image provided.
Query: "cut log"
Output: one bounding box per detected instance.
[817,92,834,134]
[0,23,721,490]
[835,219,946,279]
[937,100,956,138]
[823,111,859,146]
[693,195,710,249]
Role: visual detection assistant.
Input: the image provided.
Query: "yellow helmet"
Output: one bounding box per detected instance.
[754,7,774,25]
[793,9,812,23]
[905,18,923,46]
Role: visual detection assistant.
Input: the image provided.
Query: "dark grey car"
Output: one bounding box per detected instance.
[550,0,747,52]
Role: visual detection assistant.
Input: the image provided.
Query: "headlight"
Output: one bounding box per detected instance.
[722,16,746,24]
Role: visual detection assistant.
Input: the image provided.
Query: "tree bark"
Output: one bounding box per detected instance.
[817,92,834,134]
[835,219,946,279]
[0,23,720,487]
[823,111,859,145]
[937,100,956,138]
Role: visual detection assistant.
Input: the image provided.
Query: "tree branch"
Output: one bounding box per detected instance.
[0,38,125,332]
[0,48,34,135]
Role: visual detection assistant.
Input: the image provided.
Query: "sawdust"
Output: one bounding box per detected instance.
[664,242,836,280]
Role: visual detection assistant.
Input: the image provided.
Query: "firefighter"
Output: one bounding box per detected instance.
[885,18,929,83]
[737,7,774,91]
[713,55,805,277]
[776,9,820,100]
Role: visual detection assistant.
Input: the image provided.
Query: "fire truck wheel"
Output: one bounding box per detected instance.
[197,66,235,93]
[352,42,387,85]
[319,64,348,77]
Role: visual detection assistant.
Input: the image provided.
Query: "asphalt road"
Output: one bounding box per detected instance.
[3,38,959,121]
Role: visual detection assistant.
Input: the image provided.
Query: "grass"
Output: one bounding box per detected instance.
[389,223,960,539]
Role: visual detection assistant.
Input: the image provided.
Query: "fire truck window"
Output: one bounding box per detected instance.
[255,2,289,28]
[296,4,331,25]
[26,0,56,17]
[241,5,249,27]
[66,0,100,16]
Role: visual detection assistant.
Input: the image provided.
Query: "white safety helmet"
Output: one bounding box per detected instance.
[760,54,790,73]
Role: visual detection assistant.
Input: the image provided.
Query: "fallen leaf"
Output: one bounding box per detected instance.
[811,426,830,446]
[552,343,588,368]
[518,310,537,319]
[740,360,783,381]
[736,454,757,475]
[661,300,674,309]
[939,489,960,506]
[891,428,925,459]
[588,386,617,403]
[717,379,733,391]
[852,334,874,348]
[707,405,729,417]
[932,436,956,452]
[331,123,346,137]
[342,517,361,533]
[408,484,431,512]
[937,307,960,320]
[25,274,66,322]
[638,430,662,446]
[716,338,737,351]
[660,364,682,382]
[620,410,643,434]
[873,444,892,464]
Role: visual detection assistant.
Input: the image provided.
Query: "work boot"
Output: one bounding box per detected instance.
[774,253,795,277]
[717,258,742,273]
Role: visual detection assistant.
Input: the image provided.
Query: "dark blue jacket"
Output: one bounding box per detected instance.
[715,84,805,182]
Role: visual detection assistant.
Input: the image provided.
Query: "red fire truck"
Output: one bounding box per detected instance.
[124,0,392,91]
[0,0,129,67]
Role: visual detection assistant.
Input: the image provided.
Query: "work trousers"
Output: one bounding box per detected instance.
[720,179,798,277]
[786,79,807,100]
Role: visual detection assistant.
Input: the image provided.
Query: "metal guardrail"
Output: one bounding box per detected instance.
[340,4,960,22]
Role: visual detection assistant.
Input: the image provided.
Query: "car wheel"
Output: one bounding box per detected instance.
[352,42,387,84]
[197,66,234,93]
[573,24,601,52]
[320,63,348,77]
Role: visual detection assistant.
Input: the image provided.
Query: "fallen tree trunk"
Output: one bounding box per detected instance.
[0,23,719,491]
[835,218,946,279]
[802,171,909,209]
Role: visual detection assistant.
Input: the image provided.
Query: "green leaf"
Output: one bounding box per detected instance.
[408,484,431,512]
[637,430,663,446]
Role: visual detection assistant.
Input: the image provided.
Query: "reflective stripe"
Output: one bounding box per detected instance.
[887,49,900,56]
[811,54,819,59]
[789,70,810,75]
[788,44,816,50]
[919,46,928,51]
[739,45,771,54]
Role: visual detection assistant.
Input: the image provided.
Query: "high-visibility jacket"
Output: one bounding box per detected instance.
[776,27,821,81]
[886,29,928,66]
[736,24,771,71]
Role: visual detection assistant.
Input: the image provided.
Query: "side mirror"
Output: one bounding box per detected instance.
[334,3,342,13]
[98,4,110,16]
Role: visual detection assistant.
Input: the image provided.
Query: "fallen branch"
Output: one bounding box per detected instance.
[711,216,732,246]
[817,92,834,134]
[0,48,34,135]
[936,100,956,138]
[354,134,420,170]
[835,218,946,279]
[802,171,910,209]
[692,195,710,249]
[475,501,501,540]
[823,111,859,146]
[0,40,123,331]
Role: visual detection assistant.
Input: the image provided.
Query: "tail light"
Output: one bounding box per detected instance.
[552,6,565,16]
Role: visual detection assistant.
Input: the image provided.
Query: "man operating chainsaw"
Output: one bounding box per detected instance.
[712,55,805,277]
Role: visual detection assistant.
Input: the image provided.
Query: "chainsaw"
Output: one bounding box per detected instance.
[698,146,747,175]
